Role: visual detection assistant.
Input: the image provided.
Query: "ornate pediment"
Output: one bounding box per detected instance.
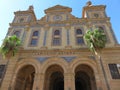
[45,5,72,14]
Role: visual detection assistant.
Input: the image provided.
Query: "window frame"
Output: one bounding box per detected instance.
[32,31,39,36]
[13,31,21,37]
[75,28,84,45]
[108,64,120,79]
[52,29,61,46]
[29,30,40,47]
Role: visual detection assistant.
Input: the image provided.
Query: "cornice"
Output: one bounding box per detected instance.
[9,17,110,28]
[19,48,90,57]
[9,22,30,26]
[18,46,120,57]
[83,5,106,10]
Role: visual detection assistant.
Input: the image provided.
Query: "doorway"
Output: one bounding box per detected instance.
[14,65,35,90]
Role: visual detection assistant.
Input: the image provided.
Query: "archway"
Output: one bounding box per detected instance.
[14,65,35,90]
[75,64,97,90]
[44,65,64,90]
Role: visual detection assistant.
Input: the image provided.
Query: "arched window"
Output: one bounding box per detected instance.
[30,31,39,46]
[75,29,84,45]
[53,30,61,46]
[76,29,82,35]
[14,31,20,37]
[54,30,60,35]
[33,31,39,36]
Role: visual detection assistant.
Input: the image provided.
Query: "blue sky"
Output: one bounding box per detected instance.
[0,0,120,45]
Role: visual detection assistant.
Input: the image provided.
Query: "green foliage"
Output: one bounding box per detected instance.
[84,28,107,54]
[0,35,21,58]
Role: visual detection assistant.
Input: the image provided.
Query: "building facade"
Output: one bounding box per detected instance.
[0,1,120,90]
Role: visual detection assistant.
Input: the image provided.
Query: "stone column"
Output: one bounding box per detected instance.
[10,73,17,90]
[95,56,109,90]
[32,73,40,90]
[64,73,75,90]
[39,73,45,90]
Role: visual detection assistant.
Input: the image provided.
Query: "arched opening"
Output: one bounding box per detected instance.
[76,29,82,35]
[75,65,97,90]
[14,65,35,90]
[44,65,64,90]
[33,31,39,36]
[54,30,60,36]
[14,31,20,37]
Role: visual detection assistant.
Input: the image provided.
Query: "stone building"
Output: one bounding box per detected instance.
[0,1,120,90]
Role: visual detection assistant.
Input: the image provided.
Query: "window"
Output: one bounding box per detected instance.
[108,64,120,79]
[14,31,20,37]
[33,31,39,36]
[76,29,84,45]
[30,31,39,46]
[0,65,5,80]
[76,29,82,34]
[77,37,84,44]
[54,30,60,35]
[52,30,61,46]
[30,39,38,46]
[53,38,60,45]
[19,18,24,22]
[53,15,62,21]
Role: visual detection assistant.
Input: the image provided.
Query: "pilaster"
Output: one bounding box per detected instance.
[64,73,75,90]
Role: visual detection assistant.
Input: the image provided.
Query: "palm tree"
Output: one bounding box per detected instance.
[0,35,21,89]
[0,35,21,58]
[84,28,110,90]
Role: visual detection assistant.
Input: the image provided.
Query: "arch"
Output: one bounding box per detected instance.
[54,30,60,35]
[12,58,40,90]
[70,58,98,90]
[14,31,20,37]
[70,58,98,74]
[32,31,39,36]
[15,58,40,74]
[14,65,35,90]
[76,29,82,34]
[44,64,64,90]
[41,57,68,74]
[75,64,97,90]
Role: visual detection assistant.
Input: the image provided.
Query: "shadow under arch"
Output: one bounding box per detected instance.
[14,65,35,90]
[71,58,97,90]
[44,64,64,90]
[12,58,40,90]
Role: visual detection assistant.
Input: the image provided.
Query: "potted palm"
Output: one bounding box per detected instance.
[84,28,110,90]
[0,35,21,89]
